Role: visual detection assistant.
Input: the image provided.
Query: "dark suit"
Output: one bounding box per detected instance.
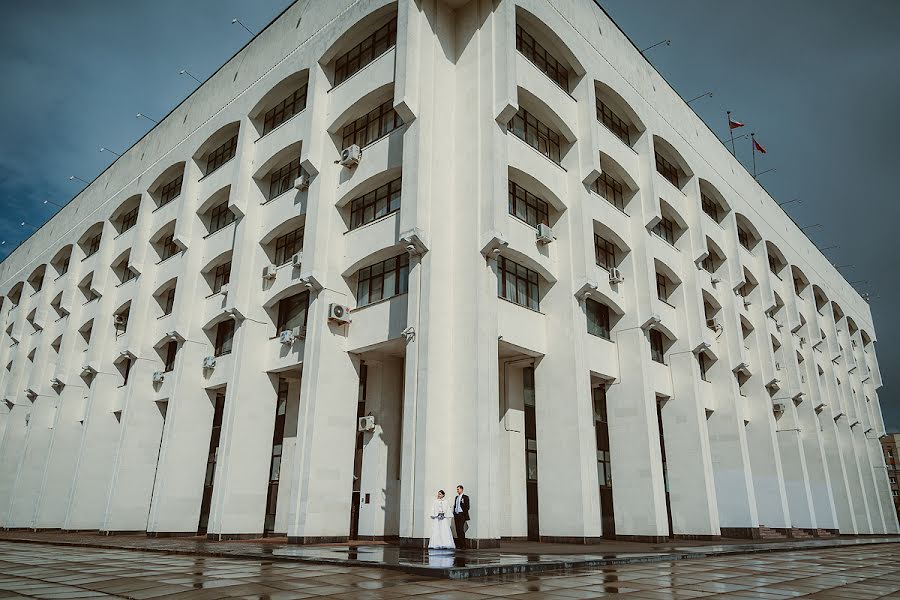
[452,493,470,548]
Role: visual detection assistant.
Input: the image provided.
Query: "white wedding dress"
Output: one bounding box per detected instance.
[428,498,455,550]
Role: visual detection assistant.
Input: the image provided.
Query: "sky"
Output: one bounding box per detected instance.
[0,1,898,428]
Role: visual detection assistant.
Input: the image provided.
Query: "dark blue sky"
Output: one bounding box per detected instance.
[1,1,897,429]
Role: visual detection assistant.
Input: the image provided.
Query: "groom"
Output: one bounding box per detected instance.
[453,485,470,548]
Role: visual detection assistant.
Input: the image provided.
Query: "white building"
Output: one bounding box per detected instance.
[0,0,895,545]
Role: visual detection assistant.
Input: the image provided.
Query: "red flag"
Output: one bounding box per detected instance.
[753,138,766,154]
[728,116,744,129]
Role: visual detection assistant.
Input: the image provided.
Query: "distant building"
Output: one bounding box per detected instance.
[0,0,896,544]
[883,434,900,526]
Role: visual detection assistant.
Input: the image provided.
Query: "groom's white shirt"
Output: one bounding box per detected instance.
[455,494,462,514]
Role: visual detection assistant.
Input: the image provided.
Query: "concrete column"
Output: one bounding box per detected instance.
[606,327,669,540]
[666,352,720,537]
[6,395,59,527]
[818,412,857,533]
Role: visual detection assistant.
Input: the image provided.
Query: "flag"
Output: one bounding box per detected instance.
[728,115,744,129]
[753,138,766,154]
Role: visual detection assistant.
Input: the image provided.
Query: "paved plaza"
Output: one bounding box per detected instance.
[1,540,900,599]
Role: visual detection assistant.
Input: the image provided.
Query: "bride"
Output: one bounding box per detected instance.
[428,490,455,550]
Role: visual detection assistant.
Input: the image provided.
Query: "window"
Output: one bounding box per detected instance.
[208,201,236,234]
[276,292,310,333]
[214,319,235,356]
[596,99,629,145]
[739,283,751,298]
[593,386,612,488]
[794,277,804,296]
[268,157,302,201]
[594,235,616,271]
[85,233,102,258]
[768,254,780,274]
[515,25,569,91]
[508,181,549,229]
[205,135,238,176]
[119,206,139,232]
[212,262,231,294]
[653,217,675,245]
[115,307,129,338]
[333,18,398,86]
[120,261,137,284]
[699,353,710,382]
[350,177,402,230]
[59,256,70,277]
[650,330,665,364]
[655,152,679,188]
[263,85,308,135]
[159,235,180,261]
[162,287,176,315]
[507,107,561,164]
[587,299,610,340]
[159,175,183,206]
[121,357,133,386]
[497,256,539,311]
[701,194,720,222]
[357,254,410,307]
[701,254,715,273]
[163,340,178,372]
[274,227,304,266]
[341,100,404,149]
[656,273,668,302]
[591,172,625,211]
[737,226,752,250]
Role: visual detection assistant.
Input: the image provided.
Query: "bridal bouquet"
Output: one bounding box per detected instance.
[435,511,446,521]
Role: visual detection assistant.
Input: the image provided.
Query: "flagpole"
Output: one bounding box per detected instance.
[751,133,757,179]
[727,111,736,156]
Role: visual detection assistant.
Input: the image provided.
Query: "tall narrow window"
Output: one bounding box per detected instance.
[699,353,710,382]
[59,256,70,277]
[591,172,625,211]
[263,85,308,135]
[121,357,133,386]
[214,319,235,356]
[586,299,611,340]
[650,330,665,364]
[507,107,561,164]
[356,254,410,308]
[264,379,289,533]
[268,157,302,201]
[596,99,630,145]
[333,18,398,86]
[212,262,231,294]
[341,100,404,149]
[737,226,752,250]
[508,181,549,229]
[497,256,540,311]
[593,385,614,538]
[653,217,676,245]
[198,392,225,533]
[655,152,679,188]
[350,177,402,230]
[162,287,176,315]
[701,253,715,273]
[158,175,183,206]
[656,273,668,302]
[274,228,304,266]
[206,201,235,234]
[523,366,540,540]
[701,194,720,222]
[594,235,616,270]
[276,292,310,333]
[119,206,139,232]
[515,25,569,91]
[159,235,180,261]
[205,135,238,176]
[163,340,178,372]
[85,233,102,258]
[114,307,130,337]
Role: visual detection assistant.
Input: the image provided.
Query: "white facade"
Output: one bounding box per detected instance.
[0,0,895,544]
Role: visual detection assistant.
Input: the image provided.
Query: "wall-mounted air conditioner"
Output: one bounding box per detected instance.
[339,144,362,166]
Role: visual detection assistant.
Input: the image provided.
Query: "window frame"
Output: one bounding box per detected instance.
[163,340,178,372]
[650,329,665,364]
[212,262,231,294]
[205,135,238,176]
[356,254,410,308]
[267,157,302,201]
[214,319,235,357]
[508,181,549,229]
[84,233,102,258]
[594,234,617,271]
[586,298,611,340]
[333,18,398,87]
[507,107,562,165]
[591,172,625,211]
[262,85,308,135]
[596,99,630,145]
[159,234,180,262]
[350,177,402,230]
[276,291,310,333]
[701,193,720,222]
[655,151,680,188]
[515,24,569,92]
[497,256,540,311]
[341,100,404,149]
[653,217,676,246]
[273,227,304,266]
[162,286,176,316]
[158,175,183,207]
[118,205,139,233]
[208,200,236,234]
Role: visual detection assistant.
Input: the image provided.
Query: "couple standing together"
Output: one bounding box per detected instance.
[428,485,470,550]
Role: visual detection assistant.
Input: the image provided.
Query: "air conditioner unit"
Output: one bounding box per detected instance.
[706,318,721,331]
[293,173,310,191]
[710,276,721,284]
[113,314,126,326]
[263,264,277,280]
[152,371,165,384]
[799,337,807,347]
[279,329,296,345]
[292,252,303,268]
[202,356,217,369]
[328,303,351,324]
[743,299,752,308]
[608,267,624,284]
[775,321,784,330]
[219,283,229,295]
[339,144,362,167]
[773,402,786,414]
[358,415,375,432]
[536,223,553,244]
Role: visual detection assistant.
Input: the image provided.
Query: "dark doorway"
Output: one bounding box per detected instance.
[264,378,289,534]
[524,367,539,541]
[593,385,615,538]
[349,363,368,540]
[656,399,673,536]
[198,391,225,534]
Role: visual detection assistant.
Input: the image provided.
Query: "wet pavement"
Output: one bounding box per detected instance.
[1,540,900,599]
[1,531,899,579]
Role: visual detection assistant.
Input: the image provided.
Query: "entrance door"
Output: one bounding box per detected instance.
[523,367,540,540]
[198,392,225,534]
[593,386,616,538]
[264,379,289,534]
[349,364,368,540]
